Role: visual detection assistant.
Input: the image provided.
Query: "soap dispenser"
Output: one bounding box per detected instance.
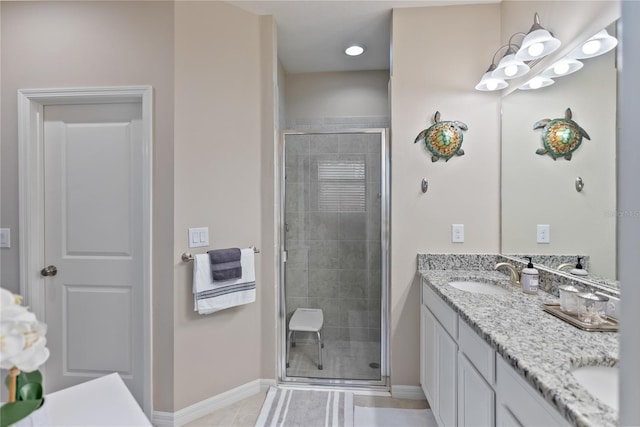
[570,257,589,276]
[521,256,539,294]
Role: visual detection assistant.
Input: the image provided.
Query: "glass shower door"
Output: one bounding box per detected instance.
[282,130,387,385]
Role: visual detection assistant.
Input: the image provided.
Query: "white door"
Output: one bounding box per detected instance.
[41,102,145,406]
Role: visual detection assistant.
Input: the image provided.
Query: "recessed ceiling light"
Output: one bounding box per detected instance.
[345,45,365,56]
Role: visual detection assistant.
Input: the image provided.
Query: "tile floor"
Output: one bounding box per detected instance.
[183,390,429,427]
[286,339,381,380]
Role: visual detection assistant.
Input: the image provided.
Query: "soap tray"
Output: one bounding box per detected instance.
[542,303,619,332]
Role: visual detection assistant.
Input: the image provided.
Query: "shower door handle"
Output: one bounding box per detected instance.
[282,250,288,263]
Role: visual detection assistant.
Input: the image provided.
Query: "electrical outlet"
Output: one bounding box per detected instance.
[597,292,621,320]
[452,224,464,243]
[536,224,550,243]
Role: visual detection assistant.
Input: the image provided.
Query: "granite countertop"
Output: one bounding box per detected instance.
[419,268,619,427]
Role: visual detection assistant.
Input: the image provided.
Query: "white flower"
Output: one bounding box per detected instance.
[0,287,50,372]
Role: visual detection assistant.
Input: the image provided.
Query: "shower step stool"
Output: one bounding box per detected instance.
[287,308,324,370]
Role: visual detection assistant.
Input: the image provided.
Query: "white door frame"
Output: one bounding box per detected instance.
[17,86,153,416]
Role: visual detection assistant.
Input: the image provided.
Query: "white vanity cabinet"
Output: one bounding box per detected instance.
[421,284,458,426]
[420,279,569,427]
[495,357,571,427]
[458,352,494,426]
[457,321,495,427]
[420,304,436,407]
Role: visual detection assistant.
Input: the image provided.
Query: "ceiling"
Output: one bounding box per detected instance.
[228,1,496,74]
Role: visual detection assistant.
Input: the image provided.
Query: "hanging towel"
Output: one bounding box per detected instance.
[193,248,256,314]
[207,247,242,281]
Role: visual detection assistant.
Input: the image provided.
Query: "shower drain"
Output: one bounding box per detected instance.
[369,362,380,369]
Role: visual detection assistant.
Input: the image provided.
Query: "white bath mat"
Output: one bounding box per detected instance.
[255,387,354,427]
[353,406,437,427]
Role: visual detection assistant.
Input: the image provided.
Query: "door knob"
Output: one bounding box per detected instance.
[41,265,58,277]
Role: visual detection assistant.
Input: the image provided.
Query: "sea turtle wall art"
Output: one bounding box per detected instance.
[414,111,468,162]
[533,108,590,161]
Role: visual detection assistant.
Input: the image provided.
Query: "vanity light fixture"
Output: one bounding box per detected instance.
[475,45,511,91]
[493,44,530,79]
[476,63,509,91]
[514,13,561,62]
[519,75,555,90]
[568,29,618,59]
[345,45,365,56]
[542,58,584,78]
[476,13,559,91]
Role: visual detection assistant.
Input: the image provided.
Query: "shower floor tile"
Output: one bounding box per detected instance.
[286,339,381,380]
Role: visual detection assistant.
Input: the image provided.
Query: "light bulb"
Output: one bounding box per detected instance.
[554,62,570,75]
[528,43,544,58]
[504,65,518,77]
[529,78,542,90]
[486,80,498,91]
[345,45,365,56]
[582,39,601,56]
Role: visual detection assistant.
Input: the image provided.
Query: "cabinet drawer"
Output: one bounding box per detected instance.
[496,356,570,426]
[422,280,458,339]
[458,320,495,385]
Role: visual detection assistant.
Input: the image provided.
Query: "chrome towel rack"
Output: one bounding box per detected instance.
[182,246,260,262]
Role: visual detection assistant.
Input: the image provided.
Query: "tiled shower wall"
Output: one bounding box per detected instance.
[284,131,382,342]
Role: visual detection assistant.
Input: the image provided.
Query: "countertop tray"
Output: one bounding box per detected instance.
[542,303,619,332]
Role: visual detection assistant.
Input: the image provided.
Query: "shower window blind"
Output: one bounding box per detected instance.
[317,160,366,212]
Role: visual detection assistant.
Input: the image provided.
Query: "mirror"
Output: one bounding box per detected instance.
[501,22,619,289]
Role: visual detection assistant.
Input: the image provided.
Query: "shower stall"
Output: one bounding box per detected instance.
[279,129,389,388]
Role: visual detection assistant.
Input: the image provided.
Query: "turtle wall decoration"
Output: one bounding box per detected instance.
[414,111,468,162]
[533,108,590,161]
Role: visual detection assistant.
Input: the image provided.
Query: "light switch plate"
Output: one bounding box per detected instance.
[452,224,464,243]
[188,227,209,248]
[536,224,550,243]
[0,228,10,248]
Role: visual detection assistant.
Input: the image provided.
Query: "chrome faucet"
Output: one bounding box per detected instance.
[495,262,521,286]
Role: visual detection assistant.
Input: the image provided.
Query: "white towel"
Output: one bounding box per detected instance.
[192,248,256,314]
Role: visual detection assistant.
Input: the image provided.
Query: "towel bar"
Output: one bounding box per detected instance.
[182,246,260,262]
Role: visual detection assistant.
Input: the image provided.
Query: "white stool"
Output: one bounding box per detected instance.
[287,308,324,370]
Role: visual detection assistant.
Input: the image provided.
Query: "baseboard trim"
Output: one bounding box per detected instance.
[391,385,426,400]
[152,378,276,426]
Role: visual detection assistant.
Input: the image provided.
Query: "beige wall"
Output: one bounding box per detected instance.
[277,60,287,129]
[285,70,389,121]
[619,3,640,423]
[0,1,176,411]
[260,15,278,382]
[174,1,274,410]
[390,4,502,386]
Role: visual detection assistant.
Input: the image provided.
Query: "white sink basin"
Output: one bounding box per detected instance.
[448,281,509,296]
[571,366,619,412]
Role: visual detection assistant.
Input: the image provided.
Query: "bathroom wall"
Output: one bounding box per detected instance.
[174,1,275,411]
[619,3,640,423]
[0,1,176,411]
[390,4,502,387]
[285,70,389,130]
[260,17,279,382]
[277,60,287,130]
[284,132,382,343]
